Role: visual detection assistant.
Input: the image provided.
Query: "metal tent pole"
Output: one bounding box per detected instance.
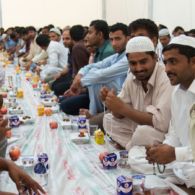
[148,0,153,20]
[102,0,106,21]
[0,0,2,27]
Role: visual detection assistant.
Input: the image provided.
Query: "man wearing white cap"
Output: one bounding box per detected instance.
[157,28,171,63]
[49,28,62,42]
[103,36,173,149]
[159,28,171,48]
[146,35,195,164]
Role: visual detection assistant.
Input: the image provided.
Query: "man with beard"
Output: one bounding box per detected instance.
[103,36,173,150]
[146,35,195,164]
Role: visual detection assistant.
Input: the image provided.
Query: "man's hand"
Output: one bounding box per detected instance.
[79,109,92,119]
[7,160,45,195]
[100,87,109,101]
[54,67,69,80]
[64,74,83,97]
[145,144,176,164]
[37,60,47,66]
[105,89,126,115]
[35,66,42,75]
[71,74,82,89]
[24,61,32,71]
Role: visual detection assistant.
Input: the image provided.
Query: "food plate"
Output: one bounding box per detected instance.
[20,115,35,124]
[3,98,18,107]
[60,117,72,129]
[16,155,35,168]
[40,91,54,99]
[9,106,23,114]
[41,98,57,107]
[70,132,90,144]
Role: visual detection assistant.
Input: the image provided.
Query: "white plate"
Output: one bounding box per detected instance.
[20,116,35,124]
[16,155,35,168]
[9,106,23,114]
[41,99,57,107]
[70,132,90,144]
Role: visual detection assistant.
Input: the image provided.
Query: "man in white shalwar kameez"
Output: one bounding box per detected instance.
[103,36,173,150]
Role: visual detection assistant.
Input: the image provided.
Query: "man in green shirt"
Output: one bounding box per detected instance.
[86,19,114,63]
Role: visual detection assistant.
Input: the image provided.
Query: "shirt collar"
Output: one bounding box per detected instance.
[188,79,195,94]
[96,40,110,54]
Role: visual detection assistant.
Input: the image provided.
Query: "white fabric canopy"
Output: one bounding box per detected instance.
[1,0,195,34]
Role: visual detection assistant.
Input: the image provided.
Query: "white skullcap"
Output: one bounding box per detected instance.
[126,36,155,54]
[169,35,195,48]
[50,28,61,36]
[159,28,170,37]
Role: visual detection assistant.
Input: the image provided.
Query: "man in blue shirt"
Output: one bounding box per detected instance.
[60,23,129,115]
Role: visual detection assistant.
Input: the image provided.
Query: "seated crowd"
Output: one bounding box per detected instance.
[0,18,195,194]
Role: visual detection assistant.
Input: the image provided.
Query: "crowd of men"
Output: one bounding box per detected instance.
[0,19,195,194]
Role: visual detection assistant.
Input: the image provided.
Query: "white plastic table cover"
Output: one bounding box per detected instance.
[0,65,187,195]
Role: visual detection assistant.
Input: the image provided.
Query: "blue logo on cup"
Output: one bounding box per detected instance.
[34,153,49,174]
[9,115,20,127]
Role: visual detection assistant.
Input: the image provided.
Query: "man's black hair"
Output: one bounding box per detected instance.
[109,23,129,36]
[128,18,159,39]
[70,25,85,41]
[36,34,50,47]
[172,26,184,34]
[90,20,109,40]
[163,44,195,61]
[26,26,36,33]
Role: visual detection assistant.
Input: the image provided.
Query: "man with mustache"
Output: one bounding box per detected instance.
[146,35,195,164]
[103,36,173,150]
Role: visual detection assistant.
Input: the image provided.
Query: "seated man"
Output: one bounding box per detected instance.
[103,36,173,149]
[35,34,69,87]
[146,35,195,164]
[19,26,47,70]
[61,23,129,115]
[0,158,45,195]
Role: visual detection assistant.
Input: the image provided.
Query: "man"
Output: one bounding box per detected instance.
[49,28,62,42]
[36,34,68,86]
[146,35,195,164]
[20,26,47,70]
[172,26,185,37]
[41,26,50,35]
[62,28,74,75]
[0,158,45,195]
[62,29,73,49]
[103,36,173,149]
[159,28,171,48]
[158,28,171,62]
[86,19,114,62]
[69,25,89,76]
[61,23,129,115]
